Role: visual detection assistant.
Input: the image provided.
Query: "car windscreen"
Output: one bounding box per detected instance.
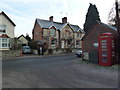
[23,47,30,49]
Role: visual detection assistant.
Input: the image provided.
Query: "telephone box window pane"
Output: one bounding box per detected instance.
[102,51,107,54]
[101,40,107,42]
[102,48,107,51]
[102,54,107,57]
[102,46,107,48]
[101,57,107,63]
[101,43,107,45]
[102,52,107,56]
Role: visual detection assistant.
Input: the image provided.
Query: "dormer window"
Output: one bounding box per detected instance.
[50,29,55,36]
[0,25,6,33]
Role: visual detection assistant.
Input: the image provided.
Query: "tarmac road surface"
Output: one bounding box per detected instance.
[2,53,118,88]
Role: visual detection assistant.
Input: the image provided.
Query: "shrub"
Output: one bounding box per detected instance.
[10,38,22,50]
[48,49,53,54]
[29,40,38,49]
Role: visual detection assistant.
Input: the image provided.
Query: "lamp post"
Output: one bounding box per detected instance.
[115,0,120,63]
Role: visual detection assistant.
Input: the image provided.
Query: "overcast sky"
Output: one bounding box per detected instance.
[0,0,117,38]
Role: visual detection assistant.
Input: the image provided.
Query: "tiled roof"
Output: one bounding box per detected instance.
[97,21,117,31]
[17,34,26,39]
[81,21,117,41]
[36,18,83,32]
[0,34,10,38]
[70,24,85,33]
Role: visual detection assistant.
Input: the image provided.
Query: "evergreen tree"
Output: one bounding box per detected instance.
[26,34,31,42]
[84,3,101,33]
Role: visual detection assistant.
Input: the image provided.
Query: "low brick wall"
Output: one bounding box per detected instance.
[32,49,74,55]
[0,50,21,58]
[32,50,38,55]
[72,48,81,53]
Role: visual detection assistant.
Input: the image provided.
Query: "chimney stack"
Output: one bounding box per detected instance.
[49,16,53,22]
[62,17,67,23]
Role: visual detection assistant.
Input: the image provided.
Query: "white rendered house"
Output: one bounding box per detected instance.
[0,11,16,50]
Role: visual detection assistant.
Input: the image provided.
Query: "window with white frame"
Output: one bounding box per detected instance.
[65,30,70,37]
[0,38,10,48]
[77,33,80,37]
[67,40,72,45]
[0,25,6,33]
[43,29,48,36]
[51,39,56,46]
[76,40,80,46]
[50,29,55,36]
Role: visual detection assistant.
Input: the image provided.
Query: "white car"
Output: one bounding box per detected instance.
[22,46,31,54]
[76,50,83,57]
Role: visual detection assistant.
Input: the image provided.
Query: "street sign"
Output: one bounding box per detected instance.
[38,40,45,45]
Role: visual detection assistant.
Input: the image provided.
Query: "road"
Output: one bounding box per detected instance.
[2,53,118,88]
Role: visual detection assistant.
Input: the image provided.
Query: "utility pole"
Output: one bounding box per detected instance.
[115,0,120,63]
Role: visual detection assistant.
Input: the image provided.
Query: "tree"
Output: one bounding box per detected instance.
[108,1,120,26]
[26,34,32,42]
[29,40,38,49]
[10,38,22,50]
[84,3,101,33]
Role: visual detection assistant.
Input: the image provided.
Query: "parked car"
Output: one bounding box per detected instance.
[76,50,83,57]
[22,46,31,54]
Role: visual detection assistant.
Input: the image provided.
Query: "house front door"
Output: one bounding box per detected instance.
[61,40,64,49]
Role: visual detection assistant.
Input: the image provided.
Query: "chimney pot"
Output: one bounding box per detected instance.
[62,17,67,23]
[49,16,53,22]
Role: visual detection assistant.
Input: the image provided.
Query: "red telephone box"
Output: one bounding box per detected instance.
[98,33,115,66]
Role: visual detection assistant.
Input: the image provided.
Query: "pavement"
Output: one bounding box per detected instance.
[2,53,74,60]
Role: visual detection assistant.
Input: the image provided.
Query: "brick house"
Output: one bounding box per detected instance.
[32,16,84,50]
[81,21,117,60]
[0,11,16,50]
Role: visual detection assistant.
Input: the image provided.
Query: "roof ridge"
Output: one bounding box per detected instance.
[36,18,83,32]
[97,21,117,31]
[37,18,50,22]
[0,11,16,26]
[36,18,81,26]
